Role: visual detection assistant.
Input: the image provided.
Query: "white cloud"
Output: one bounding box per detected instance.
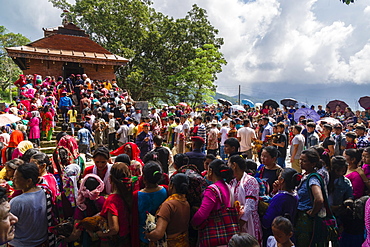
[2,0,370,97]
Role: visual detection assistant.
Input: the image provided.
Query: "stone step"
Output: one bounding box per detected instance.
[39,146,56,154]
[40,140,57,148]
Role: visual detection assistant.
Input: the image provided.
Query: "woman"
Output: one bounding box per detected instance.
[363,197,370,247]
[65,174,106,246]
[228,155,262,243]
[40,104,54,141]
[344,149,364,199]
[9,163,49,247]
[29,111,41,147]
[67,105,78,137]
[255,146,283,196]
[191,159,235,246]
[146,173,191,246]
[83,147,112,194]
[132,161,168,247]
[111,142,144,177]
[261,168,299,244]
[321,124,335,157]
[0,186,18,245]
[31,152,59,202]
[295,149,328,246]
[97,162,132,246]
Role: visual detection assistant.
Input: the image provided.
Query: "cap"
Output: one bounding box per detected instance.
[191,136,205,144]
[211,120,218,125]
[17,141,34,154]
[70,74,75,77]
[143,123,150,127]
[76,74,81,77]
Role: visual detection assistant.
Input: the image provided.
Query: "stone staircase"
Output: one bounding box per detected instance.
[39,113,81,154]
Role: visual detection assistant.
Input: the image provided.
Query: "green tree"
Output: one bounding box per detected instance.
[0,26,30,92]
[49,0,226,105]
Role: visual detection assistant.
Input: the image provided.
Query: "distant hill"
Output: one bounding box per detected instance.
[213,92,265,105]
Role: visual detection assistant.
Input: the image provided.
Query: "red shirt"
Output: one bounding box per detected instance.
[100,194,130,237]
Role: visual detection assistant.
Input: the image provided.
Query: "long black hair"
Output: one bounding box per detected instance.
[209,159,234,183]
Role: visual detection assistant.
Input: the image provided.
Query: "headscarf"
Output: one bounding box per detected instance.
[76,174,104,211]
[31,110,40,119]
[65,164,81,198]
[110,142,143,165]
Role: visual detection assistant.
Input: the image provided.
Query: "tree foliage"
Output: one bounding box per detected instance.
[49,0,226,105]
[0,26,30,91]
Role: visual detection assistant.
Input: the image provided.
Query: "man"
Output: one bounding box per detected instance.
[355,125,370,149]
[136,123,153,159]
[117,119,129,146]
[148,107,162,128]
[131,108,142,122]
[185,136,206,172]
[108,113,118,150]
[58,92,73,123]
[77,122,95,161]
[272,122,288,168]
[261,117,273,142]
[237,119,256,159]
[152,135,173,174]
[290,125,305,173]
[333,123,346,156]
[317,105,326,118]
[93,112,106,148]
[73,74,84,104]
[167,116,177,149]
[218,122,230,160]
[65,74,75,93]
[207,120,220,156]
[306,122,319,149]
[82,74,93,90]
[220,113,231,127]
[228,120,237,138]
[223,137,241,158]
[192,116,206,153]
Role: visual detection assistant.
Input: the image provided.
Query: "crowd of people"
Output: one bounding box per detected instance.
[1,73,370,247]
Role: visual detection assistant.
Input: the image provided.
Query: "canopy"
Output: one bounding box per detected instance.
[241,99,255,108]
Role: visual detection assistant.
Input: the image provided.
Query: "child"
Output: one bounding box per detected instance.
[345,132,357,149]
[267,216,294,247]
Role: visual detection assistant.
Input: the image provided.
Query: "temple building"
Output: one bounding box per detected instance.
[5,22,128,80]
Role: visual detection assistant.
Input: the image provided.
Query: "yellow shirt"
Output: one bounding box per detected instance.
[104,82,112,90]
[67,110,78,123]
[0,167,6,180]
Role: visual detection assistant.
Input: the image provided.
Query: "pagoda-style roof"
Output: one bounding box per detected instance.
[6,22,128,67]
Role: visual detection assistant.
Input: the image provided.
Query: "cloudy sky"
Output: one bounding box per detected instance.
[1,0,370,108]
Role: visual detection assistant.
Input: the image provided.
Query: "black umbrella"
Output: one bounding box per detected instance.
[263,99,279,109]
[217,98,226,104]
[224,100,232,106]
[280,98,298,107]
[326,100,348,112]
[359,96,370,110]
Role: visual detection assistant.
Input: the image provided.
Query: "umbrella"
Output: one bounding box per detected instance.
[255,103,263,108]
[280,98,298,107]
[359,96,370,110]
[294,108,321,123]
[178,102,188,107]
[0,113,21,127]
[317,117,340,126]
[326,100,348,112]
[217,98,226,104]
[231,105,246,112]
[263,99,279,109]
[241,99,255,108]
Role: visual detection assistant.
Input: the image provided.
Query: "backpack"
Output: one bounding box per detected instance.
[353,196,369,220]
[179,168,208,208]
[114,120,120,131]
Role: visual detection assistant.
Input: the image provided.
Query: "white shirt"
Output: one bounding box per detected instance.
[219,126,230,145]
[108,118,116,134]
[117,125,129,143]
[237,126,256,151]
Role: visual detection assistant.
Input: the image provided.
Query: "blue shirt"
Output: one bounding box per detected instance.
[138,187,167,243]
[77,128,94,145]
[297,174,321,211]
[328,176,353,206]
[58,96,73,108]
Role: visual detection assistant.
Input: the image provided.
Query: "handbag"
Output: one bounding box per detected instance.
[198,184,239,247]
[307,173,339,246]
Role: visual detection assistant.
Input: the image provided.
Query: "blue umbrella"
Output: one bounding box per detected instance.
[241,99,255,108]
[294,108,320,123]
